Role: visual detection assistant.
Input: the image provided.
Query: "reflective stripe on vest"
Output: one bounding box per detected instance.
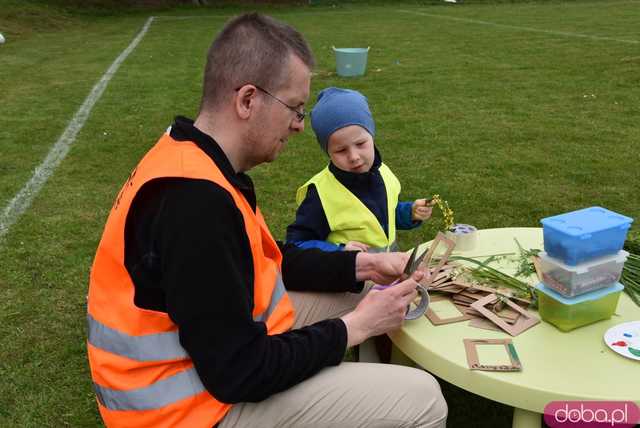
[254,273,286,323]
[87,314,188,362]
[94,368,205,411]
[87,273,286,363]
[296,163,401,248]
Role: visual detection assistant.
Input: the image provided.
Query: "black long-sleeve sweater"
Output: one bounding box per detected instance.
[123,117,363,403]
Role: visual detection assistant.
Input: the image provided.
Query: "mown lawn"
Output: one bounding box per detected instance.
[1,0,638,426]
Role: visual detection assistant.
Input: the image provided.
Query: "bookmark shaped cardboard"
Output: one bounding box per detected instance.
[420,232,456,287]
[425,295,472,325]
[463,338,522,371]
[470,294,540,336]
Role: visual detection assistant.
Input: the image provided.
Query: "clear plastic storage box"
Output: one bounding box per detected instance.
[535,282,624,332]
[538,250,629,297]
[540,207,633,266]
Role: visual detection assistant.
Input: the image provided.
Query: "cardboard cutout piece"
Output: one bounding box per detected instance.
[468,317,503,332]
[463,338,522,371]
[419,233,456,287]
[425,295,472,325]
[470,294,540,336]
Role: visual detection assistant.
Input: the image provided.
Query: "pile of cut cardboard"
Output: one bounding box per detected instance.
[416,234,540,336]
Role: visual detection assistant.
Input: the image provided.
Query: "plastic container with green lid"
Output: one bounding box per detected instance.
[535,282,624,332]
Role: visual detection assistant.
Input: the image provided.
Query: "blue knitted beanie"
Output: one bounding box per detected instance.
[310,87,376,154]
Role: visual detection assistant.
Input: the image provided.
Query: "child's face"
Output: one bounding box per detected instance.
[327,125,375,173]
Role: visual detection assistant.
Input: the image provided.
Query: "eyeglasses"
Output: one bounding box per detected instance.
[236,84,306,122]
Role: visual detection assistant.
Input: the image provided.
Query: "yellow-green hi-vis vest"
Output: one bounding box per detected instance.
[296,164,401,252]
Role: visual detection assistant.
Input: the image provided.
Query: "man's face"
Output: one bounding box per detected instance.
[247,55,311,166]
[327,125,375,173]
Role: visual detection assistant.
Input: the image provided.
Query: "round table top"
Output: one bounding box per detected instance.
[389,227,640,413]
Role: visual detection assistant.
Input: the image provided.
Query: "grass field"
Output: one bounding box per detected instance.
[1,0,639,426]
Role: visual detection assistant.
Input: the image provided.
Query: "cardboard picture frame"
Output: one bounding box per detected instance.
[463,338,522,371]
[470,294,540,336]
[425,295,472,325]
[468,316,503,332]
[420,232,456,287]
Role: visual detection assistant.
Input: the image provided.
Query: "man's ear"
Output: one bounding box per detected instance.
[235,85,258,120]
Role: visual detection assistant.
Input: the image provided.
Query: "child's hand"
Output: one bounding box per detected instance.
[344,241,370,252]
[411,198,433,221]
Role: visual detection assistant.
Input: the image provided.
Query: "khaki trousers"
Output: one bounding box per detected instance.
[218,287,448,428]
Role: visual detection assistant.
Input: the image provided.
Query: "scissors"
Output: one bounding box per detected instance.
[372,245,430,320]
[403,245,429,277]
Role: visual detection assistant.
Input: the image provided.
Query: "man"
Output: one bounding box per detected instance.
[87,13,447,428]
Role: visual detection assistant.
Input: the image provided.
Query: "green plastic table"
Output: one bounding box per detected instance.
[388,227,640,428]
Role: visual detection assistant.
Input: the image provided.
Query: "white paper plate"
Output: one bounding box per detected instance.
[603,321,640,361]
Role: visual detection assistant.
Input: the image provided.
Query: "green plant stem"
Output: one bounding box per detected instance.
[621,249,640,307]
[450,255,535,298]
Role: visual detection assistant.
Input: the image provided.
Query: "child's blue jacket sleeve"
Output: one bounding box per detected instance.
[396,201,422,230]
[285,185,343,252]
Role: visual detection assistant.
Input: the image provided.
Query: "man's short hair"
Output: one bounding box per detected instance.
[200,13,315,112]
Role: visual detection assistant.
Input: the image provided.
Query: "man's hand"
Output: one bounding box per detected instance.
[344,241,370,252]
[354,251,409,285]
[411,198,433,222]
[341,271,423,347]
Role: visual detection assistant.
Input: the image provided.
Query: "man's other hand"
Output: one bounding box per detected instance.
[354,251,409,285]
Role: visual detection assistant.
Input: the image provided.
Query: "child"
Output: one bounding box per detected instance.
[286,87,432,252]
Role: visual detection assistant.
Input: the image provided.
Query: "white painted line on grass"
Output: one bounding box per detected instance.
[397,9,640,44]
[155,10,363,20]
[0,17,155,243]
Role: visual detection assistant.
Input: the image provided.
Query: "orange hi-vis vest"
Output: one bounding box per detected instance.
[87,132,295,428]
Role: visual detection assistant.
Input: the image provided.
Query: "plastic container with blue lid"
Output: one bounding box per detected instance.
[540,207,633,266]
[535,282,624,332]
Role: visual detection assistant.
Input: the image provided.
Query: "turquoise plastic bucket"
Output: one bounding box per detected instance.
[333,47,370,77]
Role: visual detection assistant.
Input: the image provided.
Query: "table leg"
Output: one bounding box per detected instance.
[512,408,541,428]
